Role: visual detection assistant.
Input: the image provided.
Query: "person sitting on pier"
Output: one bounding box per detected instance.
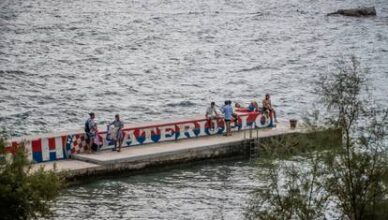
[234,102,249,113]
[247,101,259,112]
[109,114,124,152]
[205,102,220,131]
[85,112,98,153]
[262,94,278,123]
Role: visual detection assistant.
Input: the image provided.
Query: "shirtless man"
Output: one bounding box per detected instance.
[262,94,278,123]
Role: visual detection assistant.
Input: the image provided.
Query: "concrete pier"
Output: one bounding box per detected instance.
[7,111,278,164]
[31,121,300,178]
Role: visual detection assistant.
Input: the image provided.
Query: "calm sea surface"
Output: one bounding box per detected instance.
[1,0,388,219]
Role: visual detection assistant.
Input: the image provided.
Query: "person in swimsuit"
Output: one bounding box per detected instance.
[262,94,278,123]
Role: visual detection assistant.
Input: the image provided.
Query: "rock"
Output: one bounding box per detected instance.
[327,6,376,17]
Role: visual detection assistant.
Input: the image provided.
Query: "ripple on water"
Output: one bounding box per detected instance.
[53,160,265,219]
[1,0,388,217]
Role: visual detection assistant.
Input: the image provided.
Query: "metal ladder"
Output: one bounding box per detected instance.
[244,124,260,160]
[249,137,260,160]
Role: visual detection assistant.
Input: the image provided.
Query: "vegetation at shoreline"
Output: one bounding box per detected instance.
[0,138,64,220]
[246,56,388,220]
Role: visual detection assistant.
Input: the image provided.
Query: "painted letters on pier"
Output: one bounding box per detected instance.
[4,112,274,163]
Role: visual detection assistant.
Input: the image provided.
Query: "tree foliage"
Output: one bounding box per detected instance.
[0,138,64,220]
[247,56,388,220]
[246,155,329,220]
[318,57,388,220]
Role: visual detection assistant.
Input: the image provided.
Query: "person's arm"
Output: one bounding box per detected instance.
[215,108,220,117]
[263,100,270,109]
[92,121,98,132]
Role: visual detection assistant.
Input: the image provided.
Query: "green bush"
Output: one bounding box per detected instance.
[0,138,64,220]
[247,56,388,220]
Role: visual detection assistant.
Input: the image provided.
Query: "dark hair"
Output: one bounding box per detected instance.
[115,114,119,118]
[211,102,215,105]
[224,100,228,105]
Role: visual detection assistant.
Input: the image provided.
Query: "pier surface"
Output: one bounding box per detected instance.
[31,121,298,178]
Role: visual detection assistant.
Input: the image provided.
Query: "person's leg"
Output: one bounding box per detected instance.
[90,134,97,153]
[223,120,228,136]
[89,134,94,153]
[118,139,122,152]
[112,136,117,151]
[265,109,270,118]
[88,135,94,153]
[227,121,231,136]
[113,131,118,151]
[270,108,278,122]
[273,109,278,122]
[117,131,123,152]
[207,117,214,130]
[232,113,238,125]
[113,140,117,151]
[85,134,91,153]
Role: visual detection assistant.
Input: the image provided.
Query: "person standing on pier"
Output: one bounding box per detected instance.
[221,100,233,136]
[85,112,98,153]
[109,114,124,152]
